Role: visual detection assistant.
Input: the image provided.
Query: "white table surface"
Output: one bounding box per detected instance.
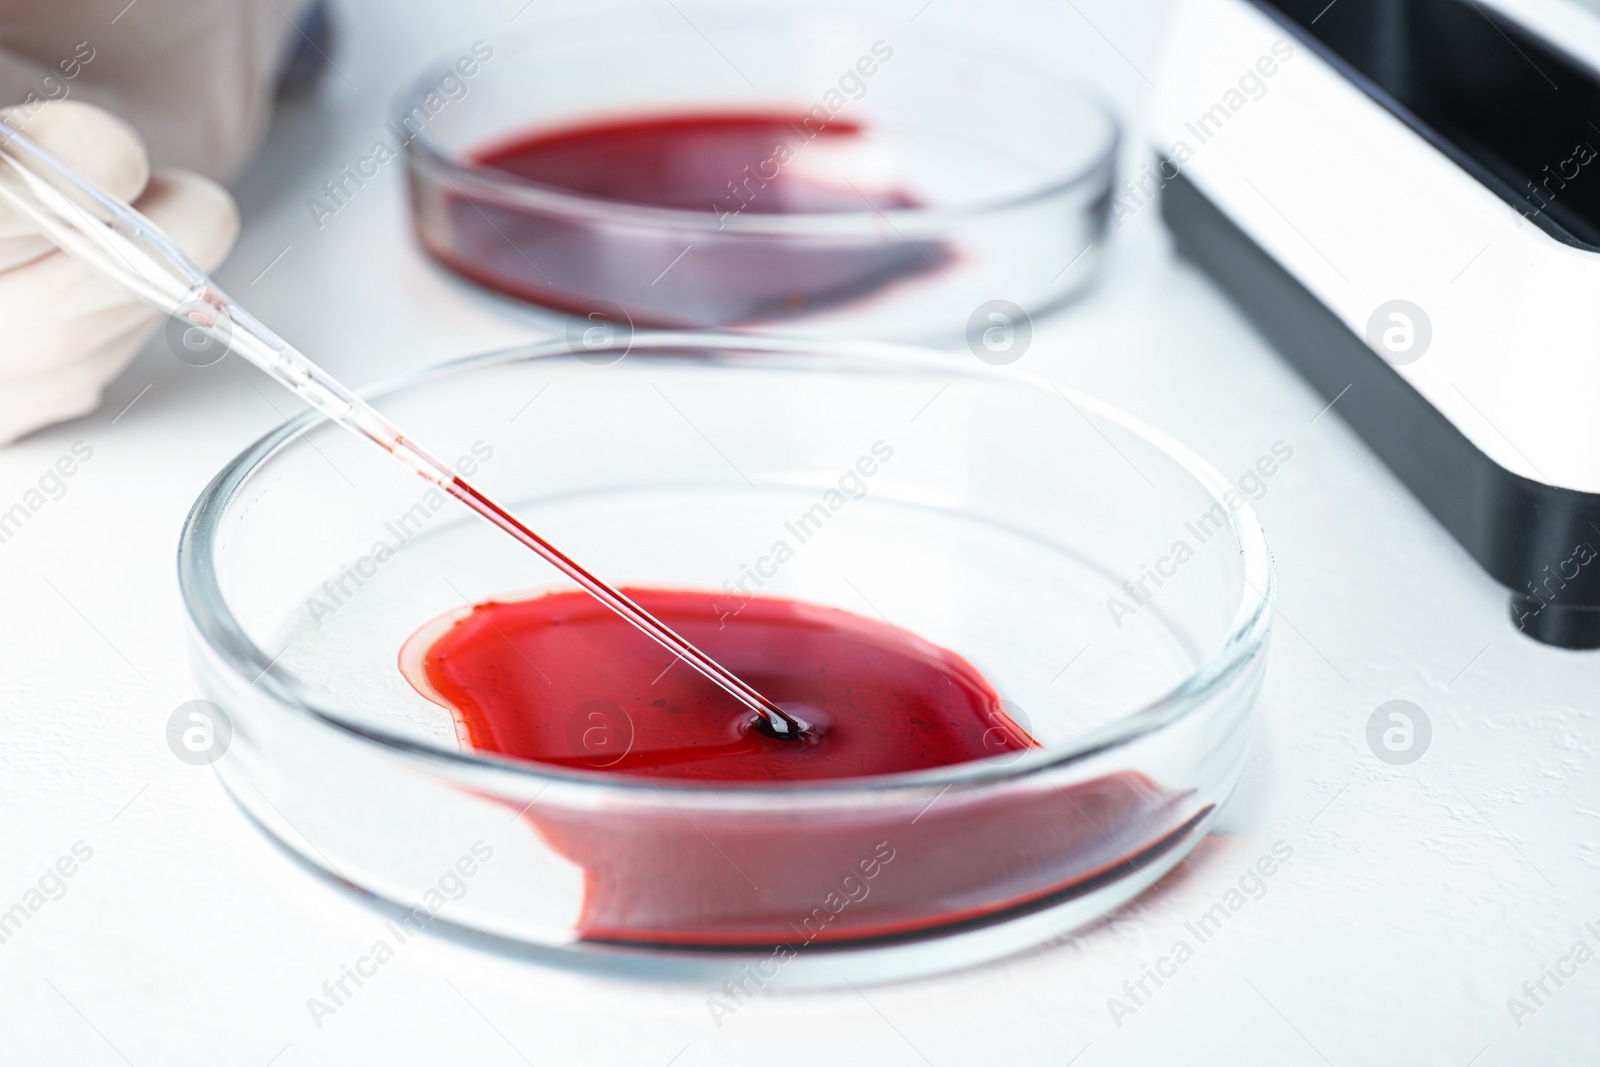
[2,0,1597,1063]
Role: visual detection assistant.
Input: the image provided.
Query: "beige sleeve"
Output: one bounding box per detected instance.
[0,0,313,180]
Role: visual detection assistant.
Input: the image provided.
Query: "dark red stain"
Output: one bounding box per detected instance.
[409,112,951,327]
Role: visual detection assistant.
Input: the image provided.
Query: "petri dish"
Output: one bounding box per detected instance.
[178,334,1272,986]
[397,6,1119,340]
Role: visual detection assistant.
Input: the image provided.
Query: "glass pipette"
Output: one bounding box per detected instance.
[0,117,808,739]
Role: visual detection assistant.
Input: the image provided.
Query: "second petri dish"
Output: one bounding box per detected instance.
[399,5,1119,340]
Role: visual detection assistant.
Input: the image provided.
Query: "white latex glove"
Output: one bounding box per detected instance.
[0,100,239,445]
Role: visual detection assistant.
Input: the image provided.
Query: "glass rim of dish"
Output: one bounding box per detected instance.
[392,5,1123,237]
[178,333,1273,798]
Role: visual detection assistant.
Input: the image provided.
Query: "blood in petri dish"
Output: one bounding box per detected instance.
[401,588,1196,945]
[402,587,1027,780]
[409,112,952,327]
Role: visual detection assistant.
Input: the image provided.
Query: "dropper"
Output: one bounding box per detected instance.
[0,117,810,740]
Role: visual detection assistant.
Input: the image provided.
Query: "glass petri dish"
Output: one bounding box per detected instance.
[397,6,1119,340]
[178,334,1272,987]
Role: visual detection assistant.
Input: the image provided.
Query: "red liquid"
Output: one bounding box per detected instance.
[403,587,1027,780]
[409,112,951,327]
[401,589,1196,945]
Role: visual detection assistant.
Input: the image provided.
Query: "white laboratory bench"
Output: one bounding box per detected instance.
[1,0,1595,1063]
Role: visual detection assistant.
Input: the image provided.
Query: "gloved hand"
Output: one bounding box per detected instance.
[0,100,239,445]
